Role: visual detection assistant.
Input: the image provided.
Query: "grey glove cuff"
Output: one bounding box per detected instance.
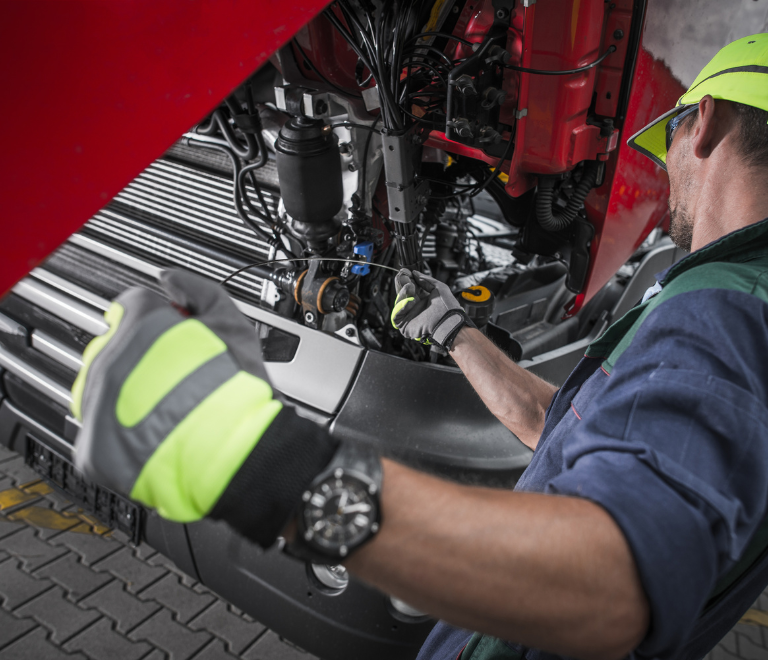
[432,309,474,351]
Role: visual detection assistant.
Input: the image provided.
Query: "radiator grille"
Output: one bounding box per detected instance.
[76,153,282,303]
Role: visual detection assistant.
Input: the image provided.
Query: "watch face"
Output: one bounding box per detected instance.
[302,473,377,556]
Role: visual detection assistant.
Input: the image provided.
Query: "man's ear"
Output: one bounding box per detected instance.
[692,95,724,160]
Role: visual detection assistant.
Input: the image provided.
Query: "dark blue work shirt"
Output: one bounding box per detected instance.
[418,218,768,660]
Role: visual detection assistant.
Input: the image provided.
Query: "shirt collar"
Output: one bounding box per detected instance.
[654,217,768,285]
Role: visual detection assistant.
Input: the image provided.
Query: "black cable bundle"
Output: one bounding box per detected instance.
[322,0,455,133]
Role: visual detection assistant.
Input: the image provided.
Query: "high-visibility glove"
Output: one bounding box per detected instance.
[391,269,473,350]
[71,269,338,548]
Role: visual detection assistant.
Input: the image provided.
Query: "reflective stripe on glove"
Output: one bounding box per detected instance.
[390,269,472,350]
[72,269,338,548]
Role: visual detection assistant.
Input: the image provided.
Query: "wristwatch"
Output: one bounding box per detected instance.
[286,442,382,563]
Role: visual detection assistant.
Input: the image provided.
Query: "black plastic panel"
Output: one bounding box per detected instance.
[0,400,142,543]
[3,372,70,438]
[0,293,92,351]
[331,351,532,487]
[143,512,201,582]
[0,400,74,458]
[187,519,433,660]
[27,435,143,544]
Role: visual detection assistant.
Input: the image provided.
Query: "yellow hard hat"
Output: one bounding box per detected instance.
[627,33,768,171]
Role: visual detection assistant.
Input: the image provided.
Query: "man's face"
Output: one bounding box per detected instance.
[666,115,696,252]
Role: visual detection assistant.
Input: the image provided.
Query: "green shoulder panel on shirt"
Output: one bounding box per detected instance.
[586,259,768,374]
[460,632,522,660]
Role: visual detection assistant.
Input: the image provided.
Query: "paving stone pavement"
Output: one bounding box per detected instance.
[2,443,768,660]
[0,446,318,660]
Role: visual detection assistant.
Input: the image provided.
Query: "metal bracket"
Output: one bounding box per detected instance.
[361,86,380,112]
[274,86,330,118]
[381,132,428,225]
[515,108,528,119]
[522,0,535,6]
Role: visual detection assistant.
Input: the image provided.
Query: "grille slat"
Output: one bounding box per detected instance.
[84,211,266,299]
[72,154,280,303]
[129,160,280,210]
[114,187,269,251]
[111,159,278,258]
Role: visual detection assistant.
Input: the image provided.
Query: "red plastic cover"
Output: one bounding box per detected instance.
[1,0,330,297]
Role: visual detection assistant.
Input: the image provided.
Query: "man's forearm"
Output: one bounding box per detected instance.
[346,460,649,660]
[450,327,558,449]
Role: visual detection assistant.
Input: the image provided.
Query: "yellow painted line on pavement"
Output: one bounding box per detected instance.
[0,487,39,511]
[7,506,111,535]
[0,481,111,535]
[0,479,52,510]
[740,609,768,627]
[21,480,54,495]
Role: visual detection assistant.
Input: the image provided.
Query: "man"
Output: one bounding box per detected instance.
[72,35,768,660]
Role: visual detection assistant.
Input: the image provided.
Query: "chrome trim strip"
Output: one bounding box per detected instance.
[0,311,27,338]
[69,234,164,279]
[12,279,108,336]
[0,345,72,408]
[30,268,110,311]
[66,235,363,413]
[32,332,83,372]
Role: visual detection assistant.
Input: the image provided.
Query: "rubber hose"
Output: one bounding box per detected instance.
[535,161,599,233]
[196,107,259,161]
[184,135,282,250]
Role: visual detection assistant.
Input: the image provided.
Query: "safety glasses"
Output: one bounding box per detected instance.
[665,105,698,152]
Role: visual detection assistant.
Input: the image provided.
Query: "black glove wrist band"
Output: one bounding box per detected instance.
[432,309,475,352]
[209,408,339,549]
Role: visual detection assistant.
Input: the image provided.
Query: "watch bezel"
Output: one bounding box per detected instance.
[298,466,381,559]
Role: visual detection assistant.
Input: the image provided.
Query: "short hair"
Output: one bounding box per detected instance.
[732,102,768,169]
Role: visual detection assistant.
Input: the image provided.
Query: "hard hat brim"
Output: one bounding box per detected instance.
[626,105,696,172]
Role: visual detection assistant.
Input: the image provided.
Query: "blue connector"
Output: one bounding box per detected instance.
[351,241,374,276]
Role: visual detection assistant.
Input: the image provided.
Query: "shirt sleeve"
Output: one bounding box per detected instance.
[545,288,768,659]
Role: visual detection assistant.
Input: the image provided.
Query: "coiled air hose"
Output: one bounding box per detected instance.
[535,161,599,233]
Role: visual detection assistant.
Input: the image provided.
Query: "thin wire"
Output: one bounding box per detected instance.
[221,257,400,286]
[505,46,616,75]
[324,10,383,106]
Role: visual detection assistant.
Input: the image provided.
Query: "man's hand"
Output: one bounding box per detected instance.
[391,269,557,446]
[391,269,471,350]
[72,269,338,548]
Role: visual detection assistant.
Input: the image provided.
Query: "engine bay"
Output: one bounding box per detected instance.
[169,0,630,365]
